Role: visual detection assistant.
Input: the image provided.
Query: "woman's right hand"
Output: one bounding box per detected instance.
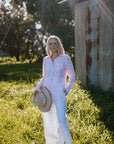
[33,90,39,96]
[33,86,43,96]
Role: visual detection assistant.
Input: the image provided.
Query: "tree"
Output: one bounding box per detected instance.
[38,0,75,55]
[0,2,42,61]
[11,0,75,56]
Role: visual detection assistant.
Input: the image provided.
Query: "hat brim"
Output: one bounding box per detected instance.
[33,86,52,112]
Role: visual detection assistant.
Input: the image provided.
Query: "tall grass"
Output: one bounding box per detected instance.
[0,57,113,144]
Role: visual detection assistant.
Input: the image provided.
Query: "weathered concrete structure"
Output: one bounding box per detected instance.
[59,0,114,91]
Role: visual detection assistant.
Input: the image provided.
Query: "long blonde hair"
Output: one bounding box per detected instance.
[46,35,65,56]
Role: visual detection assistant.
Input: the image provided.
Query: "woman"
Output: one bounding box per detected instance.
[34,35,75,144]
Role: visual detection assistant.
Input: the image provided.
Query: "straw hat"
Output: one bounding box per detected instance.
[33,86,52,112]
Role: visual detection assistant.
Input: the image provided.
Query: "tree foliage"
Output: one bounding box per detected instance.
[11,0,75,55]
[0,1,43,61]
[0,0,75,60]
[39,0,75,54]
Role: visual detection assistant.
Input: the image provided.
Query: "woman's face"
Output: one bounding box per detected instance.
[49,38,58,54]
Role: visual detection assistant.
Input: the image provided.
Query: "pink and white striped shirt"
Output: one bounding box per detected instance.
[35,54,75,102]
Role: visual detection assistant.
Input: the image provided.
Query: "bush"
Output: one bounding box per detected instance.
[0,56,17,63]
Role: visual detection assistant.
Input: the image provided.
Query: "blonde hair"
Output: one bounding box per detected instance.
[46,35,65,56]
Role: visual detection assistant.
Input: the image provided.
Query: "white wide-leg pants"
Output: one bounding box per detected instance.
[43,97,72,144]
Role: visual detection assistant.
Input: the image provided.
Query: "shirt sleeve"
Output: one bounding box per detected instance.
[35,58,46,91]
[65,55,75,94]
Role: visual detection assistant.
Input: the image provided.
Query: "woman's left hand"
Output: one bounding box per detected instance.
[64,90,67,96]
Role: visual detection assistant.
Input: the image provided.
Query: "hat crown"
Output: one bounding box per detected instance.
[33,86,52,112]
[35,93,46,106]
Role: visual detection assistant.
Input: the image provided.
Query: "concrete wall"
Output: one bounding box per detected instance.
[75,0,114,91]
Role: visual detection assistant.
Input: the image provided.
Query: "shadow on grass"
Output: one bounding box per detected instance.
[1,61,114,140]
[0,62,42,83]
[84,85,114,134]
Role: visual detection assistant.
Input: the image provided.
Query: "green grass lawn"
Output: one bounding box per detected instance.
[0,57,114,144]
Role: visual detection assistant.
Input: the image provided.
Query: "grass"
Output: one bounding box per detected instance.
[0,57,114,144]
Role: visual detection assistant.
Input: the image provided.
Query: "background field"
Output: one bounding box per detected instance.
[0,57,114,144]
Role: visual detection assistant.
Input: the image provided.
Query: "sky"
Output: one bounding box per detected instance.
[0,0,42,29]
[0,0,11,6]
[0,0,13,10]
